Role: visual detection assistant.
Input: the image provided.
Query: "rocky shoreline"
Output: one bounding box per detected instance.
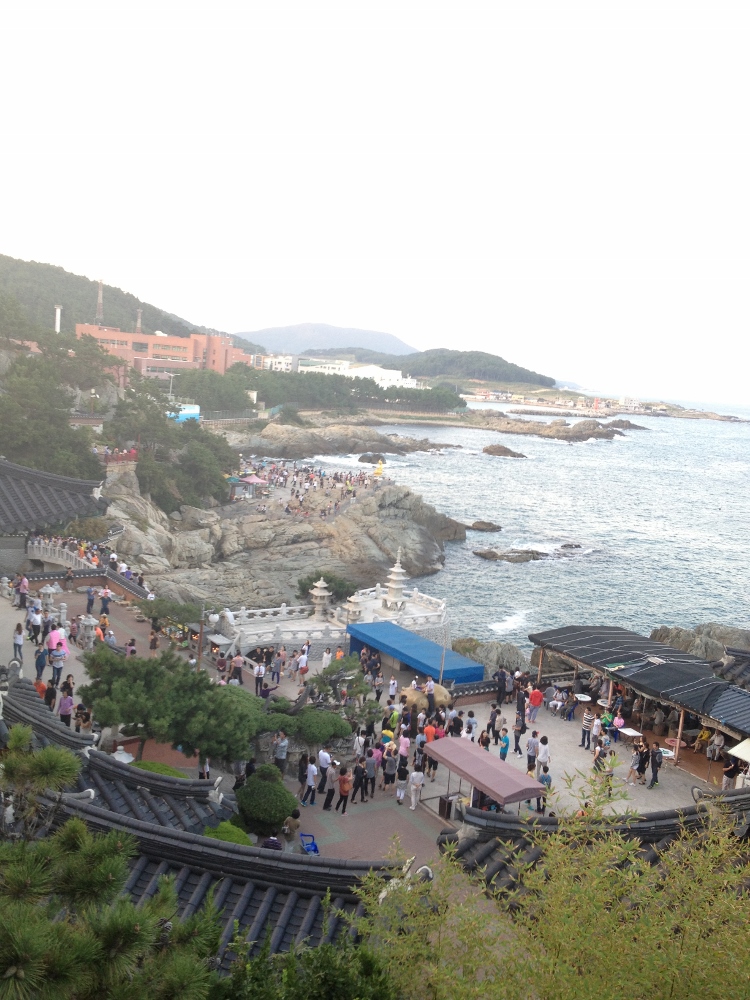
[103,463,466,607]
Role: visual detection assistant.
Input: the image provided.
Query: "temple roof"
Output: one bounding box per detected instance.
[0,458,107,534]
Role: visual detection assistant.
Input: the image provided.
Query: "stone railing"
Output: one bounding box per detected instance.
[26,541,92,570]
[219,604,315,623]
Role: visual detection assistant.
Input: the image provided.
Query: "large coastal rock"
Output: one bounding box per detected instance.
[102,467,464,606]
[650,623,750,662]
[215,421,455,460]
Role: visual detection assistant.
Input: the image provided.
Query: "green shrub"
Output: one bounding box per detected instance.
[131,760,187,778]
[203,820,253,846]
[267,696,292,713]
[236,764,298,836]
[296,707,352,744]
[297,572,357,602]
[258,713,299,736]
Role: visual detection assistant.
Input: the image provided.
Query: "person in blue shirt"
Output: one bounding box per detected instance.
[537,765,552,814]
[498,727,510,761]
[35,645,48,681]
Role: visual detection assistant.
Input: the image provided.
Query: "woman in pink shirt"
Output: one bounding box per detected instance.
[57,692,74,727]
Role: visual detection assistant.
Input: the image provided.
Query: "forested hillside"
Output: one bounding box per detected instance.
[174,365,466,413]
[0,254,207,339]
[304,346,555,387]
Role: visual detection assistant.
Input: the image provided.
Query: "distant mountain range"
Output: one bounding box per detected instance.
[235,322,416,356]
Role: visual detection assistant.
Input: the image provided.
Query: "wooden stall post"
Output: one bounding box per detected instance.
[673,708,685,765]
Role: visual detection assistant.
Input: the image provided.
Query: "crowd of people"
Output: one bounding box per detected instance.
[22,533,153,596]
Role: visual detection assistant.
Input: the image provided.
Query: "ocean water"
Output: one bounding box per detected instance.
[319,405,750,650]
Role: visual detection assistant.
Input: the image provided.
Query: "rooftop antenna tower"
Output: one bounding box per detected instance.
[135,307,143,334]
[95,279,104,326]
[54,304,62,334]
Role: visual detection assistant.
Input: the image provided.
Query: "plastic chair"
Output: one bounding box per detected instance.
[300,833,319,855]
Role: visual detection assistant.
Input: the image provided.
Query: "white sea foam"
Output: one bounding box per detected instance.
[489,611,533,635]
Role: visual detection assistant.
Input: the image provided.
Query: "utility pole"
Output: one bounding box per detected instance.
[95,279,104,326]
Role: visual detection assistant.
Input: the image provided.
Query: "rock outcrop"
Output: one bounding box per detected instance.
[216,421,455,460]
[650,623,750,663]
[474,549,549,563]
[102,465,465,606]
[467,520,502,532]
[483,444,526,458]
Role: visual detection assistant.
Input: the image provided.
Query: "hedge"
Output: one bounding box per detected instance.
[203,820,253,846]
[236,764,298,836]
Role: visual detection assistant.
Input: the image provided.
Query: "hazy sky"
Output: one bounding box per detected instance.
[3,2,749,403]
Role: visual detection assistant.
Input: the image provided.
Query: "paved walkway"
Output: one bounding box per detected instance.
[2,587,724,864]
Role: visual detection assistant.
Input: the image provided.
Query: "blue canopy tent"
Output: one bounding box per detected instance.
[346,621,484,683]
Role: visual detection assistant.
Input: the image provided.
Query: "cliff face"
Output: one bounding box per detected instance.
[103,468,465,606]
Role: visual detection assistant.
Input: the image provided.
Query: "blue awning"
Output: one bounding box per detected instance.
[346,621,484,683]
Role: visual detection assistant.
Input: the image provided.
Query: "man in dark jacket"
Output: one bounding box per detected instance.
[647,742,663,789]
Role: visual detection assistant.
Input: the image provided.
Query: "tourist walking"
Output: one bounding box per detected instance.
[498,727,510,761]
[12,623,24,663]
[722,753,739,791]
[374,671,384,702]
[272,731,289,774]
[296,753,309,799]
[350,757,368,803]
[626,746,640,785]
[409,763,425,810]
[148,630,159,658]
[580,706,594,750]
[56,689,74,728]
[35,645,48,681]
[86,585,95,614]
[526,731,540,773]
[335,767,352,815]
[382,745,397,793]
[536,735,550,778]
[637,740,650,785]
[527,685,543,722]
[395,760,409,805]
[488,703,501,744]
[537,765,551,814]
[647,742,663,789]
[590,713,603,750]
[50,642,67,685]
[317,745,331,792]
[365,748,377,797]
[301,758,318,806]
[322,761,339,810]
[513,714,523,757]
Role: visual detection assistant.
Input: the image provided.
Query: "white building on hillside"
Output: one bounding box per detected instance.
[298,357,423,389]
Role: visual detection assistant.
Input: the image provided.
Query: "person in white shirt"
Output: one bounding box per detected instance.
[317,746,332,792]
[389,675,398,698]
[353,730,366,759]
[301,760,318,805]
[254,661,265,696]
[409,764,425,810]
[321,647,332,670]
[411,677,419,689]
[424,677,435,712]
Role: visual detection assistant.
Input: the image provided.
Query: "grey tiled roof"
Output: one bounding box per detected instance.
[0,458,107,533]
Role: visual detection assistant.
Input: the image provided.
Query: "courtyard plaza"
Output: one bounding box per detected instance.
[1,590,726,863]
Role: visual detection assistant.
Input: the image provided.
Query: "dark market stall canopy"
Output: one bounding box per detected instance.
[530,624,750,737]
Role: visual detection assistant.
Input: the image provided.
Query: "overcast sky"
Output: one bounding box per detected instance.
[3,2,749,404]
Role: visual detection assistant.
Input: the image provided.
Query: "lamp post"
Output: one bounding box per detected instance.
[196,608,220,670]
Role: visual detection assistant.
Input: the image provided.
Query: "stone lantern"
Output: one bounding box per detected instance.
[39,584,56,613]
[309,577,332,621]
[79,614,99,650]
[345,593,363,623]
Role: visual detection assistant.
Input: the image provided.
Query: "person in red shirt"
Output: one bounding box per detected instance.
[527,686,544,723]
[33,677,46,698]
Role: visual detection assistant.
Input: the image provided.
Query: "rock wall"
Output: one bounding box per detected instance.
[650,623,750,662]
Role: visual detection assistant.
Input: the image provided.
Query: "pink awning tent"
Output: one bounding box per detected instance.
[426,738,546,805]
[240,475,268,484]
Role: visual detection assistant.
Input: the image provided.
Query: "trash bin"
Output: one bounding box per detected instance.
[438,795,452,820]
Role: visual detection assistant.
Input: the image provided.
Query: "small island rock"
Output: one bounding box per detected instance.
[473,549,549,563]
[483,444,527,458]
[468,520,502,532]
